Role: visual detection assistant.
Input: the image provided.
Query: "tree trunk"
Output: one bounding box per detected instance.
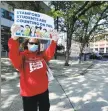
[54,44,57,59]
[54,2,59,60]
[78,46,83,63]
[64,37,70,66]
[54,16,59,59]
[84,54,87,61]
[65,50,70,66]
[78,53,82,63]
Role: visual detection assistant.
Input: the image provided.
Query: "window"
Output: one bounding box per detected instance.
[106,37,108,41]
[1,8,6,18]
[106,48,108,53]
[9,12,14,21]
[1,25,11,52]
[95,48,98,51]
[99,48,104,53]
[1,8,14,21]
[95,44,98,46]
[90,48,93,52]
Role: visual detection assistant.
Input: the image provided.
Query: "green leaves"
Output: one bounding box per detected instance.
[47,9,63,18]
[49,1,108,64]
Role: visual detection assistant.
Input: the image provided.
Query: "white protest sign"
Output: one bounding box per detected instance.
[14,9,54,40]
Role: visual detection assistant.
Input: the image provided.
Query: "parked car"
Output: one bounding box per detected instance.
[102,53,108,58]
[89,51,102,60]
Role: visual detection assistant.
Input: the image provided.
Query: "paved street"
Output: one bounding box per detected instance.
[1,58,108,111]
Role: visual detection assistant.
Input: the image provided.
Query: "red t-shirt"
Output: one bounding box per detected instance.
[8,38,56,97]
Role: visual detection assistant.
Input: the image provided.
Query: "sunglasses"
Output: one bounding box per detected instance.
[28,42,38,45]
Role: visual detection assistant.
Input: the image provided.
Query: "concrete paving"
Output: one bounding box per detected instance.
[1,79,75,111]
[1,58,93,83]
[56,61,108,111]
[1,58,108,111]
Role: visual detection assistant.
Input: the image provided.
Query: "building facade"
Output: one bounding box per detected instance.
[1,2,14,57]
[90,33,108,54]
[57,32,81,58]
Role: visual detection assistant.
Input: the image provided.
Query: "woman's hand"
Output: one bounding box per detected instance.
[11,24,20,40]
[51,30,59,42]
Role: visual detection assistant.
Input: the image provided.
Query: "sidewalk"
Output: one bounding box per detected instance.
[1,58,92,111]
[1,58,19,83]
[1,58,93,83]
[49,59,93,77]
[1,58,94,111]
[1,58,108,111]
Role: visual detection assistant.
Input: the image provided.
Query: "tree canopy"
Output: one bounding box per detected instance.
[49,1,108,65]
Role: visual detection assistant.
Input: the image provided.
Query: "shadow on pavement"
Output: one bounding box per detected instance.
[1,58,108,111]
[55,62,108,111]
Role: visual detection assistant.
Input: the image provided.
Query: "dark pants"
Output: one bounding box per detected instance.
[22,89,50,111]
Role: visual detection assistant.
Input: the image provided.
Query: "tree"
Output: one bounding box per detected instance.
[73,2,108,63]
[49,1,107,65]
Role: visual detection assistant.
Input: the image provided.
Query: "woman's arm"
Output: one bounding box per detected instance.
[42,40,57,62]
[8,38,23,71]
[42,31,58,62]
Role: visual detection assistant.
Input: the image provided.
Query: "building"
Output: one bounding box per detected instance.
[90,33,108,54]
[70,40,81,57]
[1,2,14,57]
[1,2,51,57]
[57,32,81,58]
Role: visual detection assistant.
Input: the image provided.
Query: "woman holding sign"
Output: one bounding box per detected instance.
[8,24,58,111]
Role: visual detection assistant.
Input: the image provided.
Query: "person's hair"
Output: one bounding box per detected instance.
[35,26,42,30]
[30,26,36,34]
[21,38,43,55]
[20,25,24,28]
[25,25,30,28]
[43,29,47,32]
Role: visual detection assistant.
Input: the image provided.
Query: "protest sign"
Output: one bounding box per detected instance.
[14,9,54,40]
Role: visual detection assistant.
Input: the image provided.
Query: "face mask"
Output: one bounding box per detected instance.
[28,44,38,52]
